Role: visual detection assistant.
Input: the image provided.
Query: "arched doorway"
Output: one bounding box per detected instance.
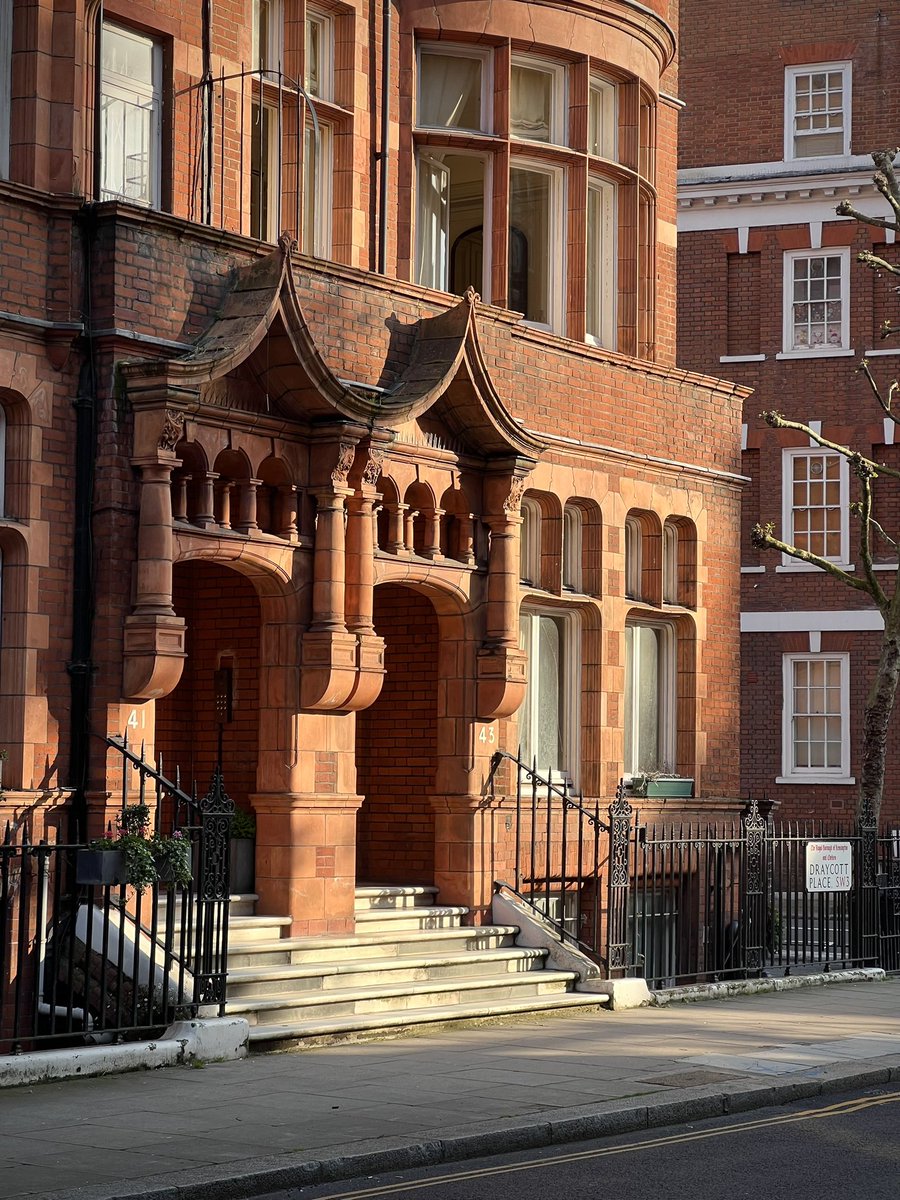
[156,560,261,812]
[356,584,439,885]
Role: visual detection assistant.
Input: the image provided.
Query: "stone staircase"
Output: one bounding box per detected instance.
[221,885,610,1049]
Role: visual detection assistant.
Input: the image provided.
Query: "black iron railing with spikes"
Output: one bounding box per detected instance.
[0,735,233,1055]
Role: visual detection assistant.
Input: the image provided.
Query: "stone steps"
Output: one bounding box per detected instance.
[225,945,550,998]
[222,884,609,1049]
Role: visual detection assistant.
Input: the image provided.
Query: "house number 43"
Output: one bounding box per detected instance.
[478,725,497,745]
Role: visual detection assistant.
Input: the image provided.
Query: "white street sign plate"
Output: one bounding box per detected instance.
[805,840,852,892]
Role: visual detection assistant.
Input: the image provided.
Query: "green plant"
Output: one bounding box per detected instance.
[230,807,256,840]
[150,829,193,886]
[88,804,192,893]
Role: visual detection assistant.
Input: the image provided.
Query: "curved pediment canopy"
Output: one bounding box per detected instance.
[123,238,544,462]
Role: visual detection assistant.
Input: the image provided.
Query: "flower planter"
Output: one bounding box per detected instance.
[152,852,192,886]
[229,837,255,893]
[629,776,695,799]
[76,848,127,886]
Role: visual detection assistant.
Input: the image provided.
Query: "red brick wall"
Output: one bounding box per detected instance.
[156,560,261,813]
[356,584,438,884]
[679,2,900,170]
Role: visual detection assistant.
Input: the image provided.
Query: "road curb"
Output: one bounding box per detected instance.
[52,1058,900,1200]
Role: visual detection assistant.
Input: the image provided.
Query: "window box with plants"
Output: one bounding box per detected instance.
[626,773,695,799]
[76,804,193,892]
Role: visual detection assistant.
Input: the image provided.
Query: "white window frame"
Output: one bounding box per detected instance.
[414,149,492,299]
[519,497,541,586]
[625,516,642,600]
[250,99,280,242]
[305,9,333,102]
[510,54,567,147]
[508,158,565,334]
[623,619,677,779]
[779,652,851,784]
[585,177,616,349]
[253,0,284,77]
[784,62,851,162]
[781,248,850,358]
[99,23,163,208]
[588,75,617,161]
[302,120,332,258]
[519,605,580,784]
[781,447,850,568]
[415,43,493,135]
[562,504,582,592]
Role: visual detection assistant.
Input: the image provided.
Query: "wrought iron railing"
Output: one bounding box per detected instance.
[488,749,610,966]
[606,795,884,988]
[0,735,233,1055]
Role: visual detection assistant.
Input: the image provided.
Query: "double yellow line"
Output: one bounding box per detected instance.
[320,1090,900,1198]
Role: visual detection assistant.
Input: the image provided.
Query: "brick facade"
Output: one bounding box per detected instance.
[678,0,900,824]
[0,0,744,935]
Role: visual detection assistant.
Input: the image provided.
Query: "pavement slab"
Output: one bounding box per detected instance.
[0,977,897,1199]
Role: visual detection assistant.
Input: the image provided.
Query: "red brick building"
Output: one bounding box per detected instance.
[678,2,900,823]
[0,0,744,954]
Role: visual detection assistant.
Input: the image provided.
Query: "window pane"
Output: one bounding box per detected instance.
[625,624,664,774]
[537,616,563,770]
[305,17,321,96]
[419,53,483,131]
[100,25,159,206]
[511,64,552,142]
[509,168,551,325]
[250,103,275,240]
[589,82,615,158]
[586,183,613,345]
[416,156,449,289]
[302,123,331,258]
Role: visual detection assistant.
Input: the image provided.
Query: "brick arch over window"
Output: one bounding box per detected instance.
[625,508,662,605]
[663,516,697,609]
[563,497,602,596]
[521,488,562,593]
[0,388,32,521]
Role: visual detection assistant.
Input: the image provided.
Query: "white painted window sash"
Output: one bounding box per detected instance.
[780,652,851,782]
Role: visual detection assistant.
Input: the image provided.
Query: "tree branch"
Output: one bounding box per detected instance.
[854,457,888,608]
[857,249,900,278]
[750,522,877,597]
[836,200,898,232]
[761,409,900,480]
[858,359,900,420]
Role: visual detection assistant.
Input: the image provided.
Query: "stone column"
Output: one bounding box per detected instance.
[195,471,218,529]
[172,473,190,523]
[424,507,445,560]
[485,511,522,649]
[132,457,178,617]
[216,481,233,530]
[235,478,261,534]
[309,487,350,631]
[276,484,299,541]
[389,502,408,554]
[345,492,376,636]
[123,449,187,699]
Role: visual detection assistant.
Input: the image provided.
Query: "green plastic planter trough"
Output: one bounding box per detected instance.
[628,776,695,799]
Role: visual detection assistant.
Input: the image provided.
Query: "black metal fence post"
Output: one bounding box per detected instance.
[606,785,633,975]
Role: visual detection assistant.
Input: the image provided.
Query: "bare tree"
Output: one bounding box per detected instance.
[752,148,900,826]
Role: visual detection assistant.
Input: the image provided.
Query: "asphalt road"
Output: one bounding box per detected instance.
[260,1085,900,1200]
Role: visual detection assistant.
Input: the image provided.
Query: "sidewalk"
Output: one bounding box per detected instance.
[3,976,899,1200]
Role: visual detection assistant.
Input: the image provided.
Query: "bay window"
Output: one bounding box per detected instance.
[413,45,644,349]
[509,164,562,329]
[302,122,332,258]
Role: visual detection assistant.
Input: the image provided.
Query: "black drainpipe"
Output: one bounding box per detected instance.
[376,0,391,275]
[202,0,213,225]
[67,203,100,842]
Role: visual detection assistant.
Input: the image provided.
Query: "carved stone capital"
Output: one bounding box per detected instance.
[158,409,185,451]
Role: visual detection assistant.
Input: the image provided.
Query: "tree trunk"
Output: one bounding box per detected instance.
[858,602,900,825]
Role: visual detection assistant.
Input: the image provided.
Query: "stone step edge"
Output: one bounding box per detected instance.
[354,885,440,899]
[247,992,610,1043]
[225,925,521,955]
[226,969,579,1013]
[354,905,469,921]
[226,946,548,984]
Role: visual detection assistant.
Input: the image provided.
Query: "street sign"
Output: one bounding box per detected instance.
[805,840,852,892]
